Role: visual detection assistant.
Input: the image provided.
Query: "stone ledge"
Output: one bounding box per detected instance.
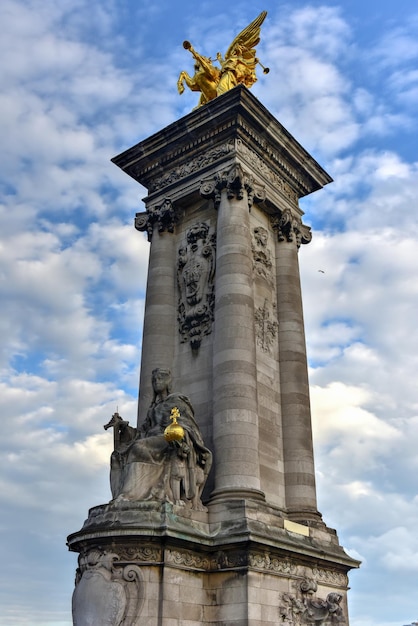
[67,499,360,573]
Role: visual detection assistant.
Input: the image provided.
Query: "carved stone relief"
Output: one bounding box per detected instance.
[116,545,162,564]
[135,198,178,242]
[148,141,235,192]
[72,549,144,626]
[252,225,273,282]
[280,578,345,626]
[255,299,278,354]
[249,552,298,575]
[200,162,266,209]
[165,547,248,571]
[177,222,216,351]
[271,208,312,248]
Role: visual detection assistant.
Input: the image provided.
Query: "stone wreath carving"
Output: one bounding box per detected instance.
[72,549,144,626]
[280,578,345,626]
[177,222,216,351]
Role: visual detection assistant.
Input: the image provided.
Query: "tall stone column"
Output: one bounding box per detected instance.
[135,199,177,423]
[201,164,264,501]
[272,209,319,520]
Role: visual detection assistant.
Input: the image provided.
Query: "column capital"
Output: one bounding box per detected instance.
[135,198,179,241]
[271,208,312,248]
[200,163,265,209]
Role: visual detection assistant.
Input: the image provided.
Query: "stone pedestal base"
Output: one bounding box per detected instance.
[68,500,358,625]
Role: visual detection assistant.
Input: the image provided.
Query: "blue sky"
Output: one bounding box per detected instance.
[1,1,418,625]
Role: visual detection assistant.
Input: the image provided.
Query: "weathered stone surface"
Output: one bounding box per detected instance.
[69,86,359,625]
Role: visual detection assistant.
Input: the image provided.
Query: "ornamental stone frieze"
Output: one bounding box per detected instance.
[248,552,298,575]
[111,545,162,564]
[271,208,312,248]
[148,141,235,193]
[200,163,266,209]
[134,198,178,241]
[177,222,216,351]
[166,548,248,571]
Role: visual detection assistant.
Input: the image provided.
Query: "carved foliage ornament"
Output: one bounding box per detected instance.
[271,208,312,248]
[72,549,144,626]
[255,299,278,354]
[200,163,265,209]
[280,578,345,626]
[177,222,216,350]
[135,198,178,242]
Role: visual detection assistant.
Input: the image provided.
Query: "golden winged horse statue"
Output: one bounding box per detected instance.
[177,11,269,108]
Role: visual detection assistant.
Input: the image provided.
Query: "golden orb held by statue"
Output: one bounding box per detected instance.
[164,407,185,442]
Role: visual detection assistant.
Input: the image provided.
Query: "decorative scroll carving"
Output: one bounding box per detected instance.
[252,226,273,282]
[135,198,178,242]
[200,163,266,209]
[107,368,212,511]
[177,222,216,350]
[271,208,312,248]
[166,549,212,571]
[255,299,278,354]
[149,141,235,192]
[312,568,348,587]
[116,545,162,563]
[72,549,144,626]
[280,579,345,626]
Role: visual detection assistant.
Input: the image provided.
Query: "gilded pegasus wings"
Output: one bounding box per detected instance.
[224,10,267,61]
[217,11,268,91]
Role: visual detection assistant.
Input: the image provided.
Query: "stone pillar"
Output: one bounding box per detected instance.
[70,88,360,626]
[135,199,177,423]
[273,209,319,520]
[201,164,264,501]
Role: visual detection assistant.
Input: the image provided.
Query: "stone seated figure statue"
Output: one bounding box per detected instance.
[104,368,212,511]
